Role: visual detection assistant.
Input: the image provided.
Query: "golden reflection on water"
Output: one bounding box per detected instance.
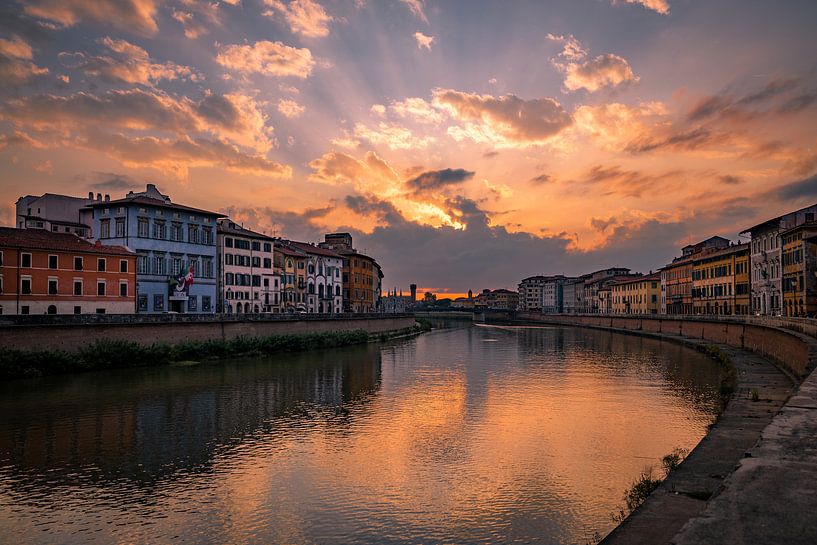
[0,325,721,545]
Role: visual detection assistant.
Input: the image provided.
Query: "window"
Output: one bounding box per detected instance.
[171,223,183,241]
[48,278,58,295]
[137,255,148,274]
[97,281,106,296]
[202,296,212,312]
[47,304,57,315]
[138,218,149,237]
[202,228,212,245]
[119,282,128,297]
[74,306,81,315]
[21,253,32,268]
[21,277,31,294]
[115,218,125,237]
[74,280,82,296]
[153,294,164,311]
[74,256,83,270]
[96,308,106,314]
[225,237,233,248]
[172,257,182,275]
[187,295,197,311]
[252,257,261,268]
[120,260,128,273]
[263,242,272,253]
[226,272,234,285]
[252,241,261,251]
[155,255,165,275]
[203,258,213,278]
[21,305,29,315]
[188,225,199,244]
[263,258,272,269]
[153,221,166,239]
[225,254,233,266]
[97,258,106,272]
[137,295,148,311]
[48,255,58,269]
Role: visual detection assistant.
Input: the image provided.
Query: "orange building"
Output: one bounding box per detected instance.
[0,227,136,315]
[319,233,383,313]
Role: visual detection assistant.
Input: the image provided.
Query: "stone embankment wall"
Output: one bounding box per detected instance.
[0,315,417,353]
[515,313,816,378]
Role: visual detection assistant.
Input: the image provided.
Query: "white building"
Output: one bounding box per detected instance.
[285,241,344,314]
[217,219,279,314]
[518,276,546,311]
[16,192,99,238]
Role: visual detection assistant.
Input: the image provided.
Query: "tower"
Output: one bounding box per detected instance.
[410,284,417,301]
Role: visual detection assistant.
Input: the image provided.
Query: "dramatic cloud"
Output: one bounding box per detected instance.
[776,173,817,202]
[308,150,400,194]
[625,127,718,154]
[277,98,305,118]
[216,41,315,78]
[263,0,333,38]
[414,32,434,50]
[406,168,475,192]
[79,171,140,192]
[548,34,638,92]
[353,122,436,150]
[529,174,551,185]
[0,36,48,85]
[60,37,198,85]
[433,89,572,147]
[687,78,813,123]
[389,97,445,124]
[615,0,670,15]
[579,164,684,198]
[22,0,160,36]
[573,101,666,150]
[0,89,287,178]
[400,0,428,23]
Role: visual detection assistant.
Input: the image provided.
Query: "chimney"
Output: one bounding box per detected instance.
[96,193,102,201]
[88,191,94,199]
[104,194,110,202]
[146,183,156,192]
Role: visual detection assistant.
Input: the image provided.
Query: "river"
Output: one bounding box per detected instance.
[0,323,723,545]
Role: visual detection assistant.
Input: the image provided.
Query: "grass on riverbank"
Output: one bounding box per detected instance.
[0,327,427,380]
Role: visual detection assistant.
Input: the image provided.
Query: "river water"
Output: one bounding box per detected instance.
[0,323,723,545]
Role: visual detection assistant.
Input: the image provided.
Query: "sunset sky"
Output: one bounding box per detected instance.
[1,0,816,296]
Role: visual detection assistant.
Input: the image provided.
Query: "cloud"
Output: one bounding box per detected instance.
[687,78,811,123]
[263,0,333,38]
[529,174,551,185]
[388,97,444,123]
[616,0,670,15]
[405,168,475,192]
[79,171,140,191]
[0,89,287,178]
[216,41,315,78]
[308,150,400,194]
[59,36,198,86]
[777,173,817,202]
[548,34,638,92]
[719,175,744,185]
[22,0,160,36]
[432,88,572,147]
[0,35,48,86]
[400,0,428,23]
[579,164,683,198]
[221,204,332,242]
[625,126,718,154]
[414,32,434,50]
[277,98,305,118]
[0,36,33,60]
[353,121,435,150]
[573,101,666,150]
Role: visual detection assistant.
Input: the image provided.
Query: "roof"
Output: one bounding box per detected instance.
[740,202,817,234]
[681,235,731,251]
[84,195,223,218]
[285,240,342,258]
[217,219,274,241]
[274,243,306,258]
[0,227,134,256]
[612,272,660,286]
[19,215,91,229]
[692,242,749,262]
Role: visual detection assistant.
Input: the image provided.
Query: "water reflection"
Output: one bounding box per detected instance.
[0,325,722,545]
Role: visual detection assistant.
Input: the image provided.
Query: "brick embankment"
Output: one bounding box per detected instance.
[0,314,417,353]
[510,314,817,545]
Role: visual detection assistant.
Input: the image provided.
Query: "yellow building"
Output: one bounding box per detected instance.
[781,223,817,317]
[610,273,661,315]
[691,243,749,315]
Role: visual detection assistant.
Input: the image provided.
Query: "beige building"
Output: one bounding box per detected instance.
[611,273,661,315]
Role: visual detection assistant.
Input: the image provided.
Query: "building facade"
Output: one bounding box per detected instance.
[781,223,817,317]
[0,227,136,315]
[610,273,660,315]
[542,276,566,313]
[86,184,221,314]
[518,276,546,311]
[217,219,278,314]
[285,241,343,314]
[661,236,731,316]
[563,277,587,313]
[583,268,634,313]
[319,233,382,313]
[742,204,817,316]
[275,243,307,313]
[691,243,750,316]
[15,192,97,238]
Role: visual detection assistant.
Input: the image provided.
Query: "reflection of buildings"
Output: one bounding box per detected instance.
[0,346,383,485]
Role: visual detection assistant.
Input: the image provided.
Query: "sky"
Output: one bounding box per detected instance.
[1,0,817,297]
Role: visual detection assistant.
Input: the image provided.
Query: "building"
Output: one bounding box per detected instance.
[284,241,344,314]
[741,203,817,316]
[274,242,307,313]
[15,192,98,238]
[781,223,817,317]
[476,288,519,310]
[217,219,278,314]
[383,288,417,312]
[319,233,383,313]
[661,236,730,315]
[691,243,750,316]
[85,184,222,314]
[563,276,588,313]
[0,227,136,315]
[610,273,660,315]
[583,268,634,313]
[450,296,475,309]
[518,276,546,311]
[542,276,567,313]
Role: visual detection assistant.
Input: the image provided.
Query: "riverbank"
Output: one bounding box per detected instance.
[509,313,817,545]
[0,318,430,380]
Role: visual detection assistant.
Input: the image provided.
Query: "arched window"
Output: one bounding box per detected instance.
[308,264,314,274]
[335,285,341,296]
[308,282,315,294]
[318,284,324,298]
[287,259,293,268]
[47,305,57,314]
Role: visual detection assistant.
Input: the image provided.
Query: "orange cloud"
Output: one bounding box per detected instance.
[414,32,434,50]
[353,121,436,150]
[548,34,638,93]
[400,0,428,23]
[277,98,305,118]
[263,0,334,38]
[216,40,315,78]
[618,0,670,15]
[23,0,160,36]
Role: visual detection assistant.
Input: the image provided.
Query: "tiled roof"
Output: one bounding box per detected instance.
[0,227,134,256]
[217,219,274,240]
[84,195,223,217]
[285,240,342,258]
